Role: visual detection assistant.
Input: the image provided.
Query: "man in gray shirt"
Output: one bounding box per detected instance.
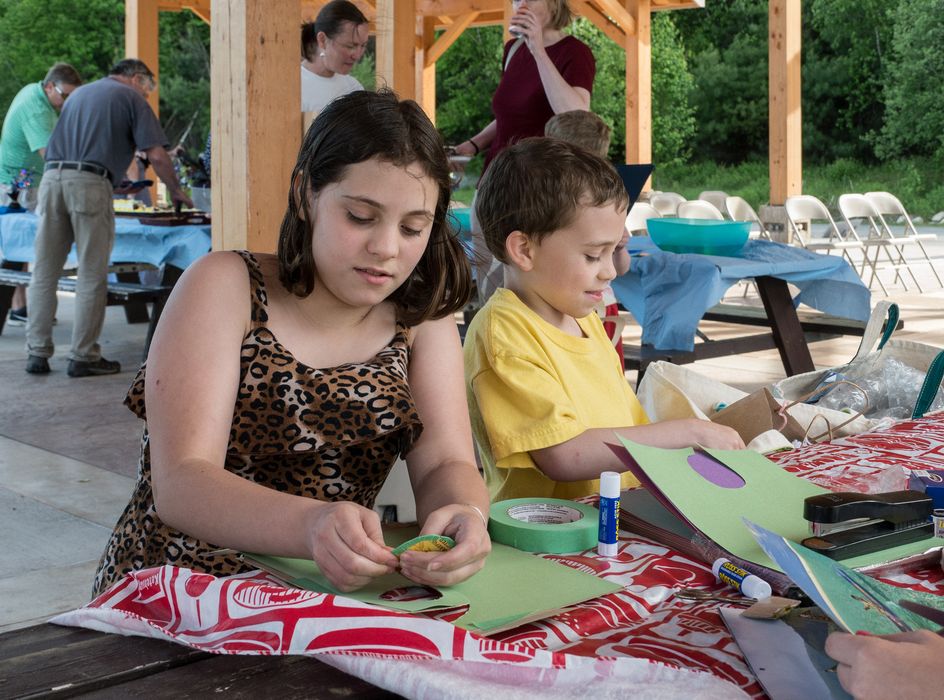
[26,58,193,377]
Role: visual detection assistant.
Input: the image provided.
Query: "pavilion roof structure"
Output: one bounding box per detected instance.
[128,1,798,254]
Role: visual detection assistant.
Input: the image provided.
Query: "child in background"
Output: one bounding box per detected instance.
[544,110,629,365]
[94,90,490,596]
[463,138,743,502]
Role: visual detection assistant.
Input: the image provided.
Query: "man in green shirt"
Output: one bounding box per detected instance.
[0,62,81,325]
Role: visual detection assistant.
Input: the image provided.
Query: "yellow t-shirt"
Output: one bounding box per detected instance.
[464,288,648,501]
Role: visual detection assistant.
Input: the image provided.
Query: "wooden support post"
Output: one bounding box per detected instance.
[375,0,417,100]
[125,0,161,204]
[125,0,160,113]
[769,0,801,205]
[625,0,652,189]
[420,16,436,119]
[210,0,299,252]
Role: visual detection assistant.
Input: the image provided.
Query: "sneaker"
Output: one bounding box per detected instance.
[7,307,27,326]
[26,355,50,374]
[67,357,121,377]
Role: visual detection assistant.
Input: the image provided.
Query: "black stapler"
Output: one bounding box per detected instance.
[801,490,933,560]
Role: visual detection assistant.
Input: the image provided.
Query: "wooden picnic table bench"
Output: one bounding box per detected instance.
[0,622,398,699]
[623,276,901,384]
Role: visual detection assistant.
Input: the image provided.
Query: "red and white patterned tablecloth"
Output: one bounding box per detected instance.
[54,414,944,699]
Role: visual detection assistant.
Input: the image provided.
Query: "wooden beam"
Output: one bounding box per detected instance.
[572,1,627,44]
[591,0,636,35]
[375,0,417,99]
[625,0,652,180]
[768,0,801,204]
[210,0,299,252]
[651,0,703,9]
[425,12,478,67]
[185,4,210,23]
[418,0,501,15]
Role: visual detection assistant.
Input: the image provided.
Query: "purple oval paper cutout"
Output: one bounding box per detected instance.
[687,452,746,489]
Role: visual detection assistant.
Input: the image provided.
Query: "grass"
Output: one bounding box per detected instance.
[655,156,944,221]
[451,155,944,221]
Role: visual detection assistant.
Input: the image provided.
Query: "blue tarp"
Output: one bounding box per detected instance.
[0,212,211,270]
[612,238,872,351]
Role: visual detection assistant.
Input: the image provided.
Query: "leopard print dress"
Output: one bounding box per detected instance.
[93,251,423,596]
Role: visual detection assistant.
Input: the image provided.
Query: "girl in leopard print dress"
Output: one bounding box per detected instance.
[94,89,491,596]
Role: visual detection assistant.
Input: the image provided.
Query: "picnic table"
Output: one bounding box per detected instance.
[0,211,211,351]
[3,413,942,698]
[613,238,873,381]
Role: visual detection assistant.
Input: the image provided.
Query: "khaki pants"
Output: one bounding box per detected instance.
[27,169,115,362]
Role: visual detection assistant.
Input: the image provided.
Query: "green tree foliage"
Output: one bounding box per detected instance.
[157,11,210,151]
[0,0,123,124]
[803,0,894,163]
[569,15,694,166]
[873,0,944,161]
[435,25,503,147]
[673,0,768,164]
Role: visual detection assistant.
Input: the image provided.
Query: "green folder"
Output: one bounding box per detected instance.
[244,525,621,636]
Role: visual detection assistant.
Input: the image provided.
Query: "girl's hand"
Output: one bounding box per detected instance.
[688,419,745,450]
[399,504,491,587]
[306,501,399,592]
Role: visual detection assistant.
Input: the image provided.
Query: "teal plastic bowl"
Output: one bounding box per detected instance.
[647,218,751,256]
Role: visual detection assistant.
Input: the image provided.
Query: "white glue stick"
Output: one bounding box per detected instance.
[711,558,772,600]
[597,471,620,556]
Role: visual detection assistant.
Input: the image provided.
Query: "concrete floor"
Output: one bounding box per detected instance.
[2,240,943,633]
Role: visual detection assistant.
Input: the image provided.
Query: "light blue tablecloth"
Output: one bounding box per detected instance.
[0,212,211,270]
[611,238,872,351]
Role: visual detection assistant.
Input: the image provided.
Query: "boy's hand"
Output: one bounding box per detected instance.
[305,502,398,592]
[399,504,491,587]
[688,419,745,450]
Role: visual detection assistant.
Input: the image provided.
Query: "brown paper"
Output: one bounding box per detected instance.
[711,388,807,444]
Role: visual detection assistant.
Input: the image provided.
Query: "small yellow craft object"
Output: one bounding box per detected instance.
[391,534,455,557]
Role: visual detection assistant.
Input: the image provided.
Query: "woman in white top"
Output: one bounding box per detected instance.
[301,1,369,114]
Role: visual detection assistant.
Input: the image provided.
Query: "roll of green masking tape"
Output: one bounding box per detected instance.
[488,498,599,553]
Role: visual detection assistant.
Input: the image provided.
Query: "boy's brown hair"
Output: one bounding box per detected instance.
[544,110,611,158]
[475,137,628,263]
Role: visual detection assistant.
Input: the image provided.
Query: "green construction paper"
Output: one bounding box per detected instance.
[616,437,941,572]
[749,520,944,635]
[244,525,621,635]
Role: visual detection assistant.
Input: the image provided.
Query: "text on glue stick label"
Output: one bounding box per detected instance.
[598,495,619,544]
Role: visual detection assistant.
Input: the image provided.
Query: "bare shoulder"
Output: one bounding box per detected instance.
[409,314,461,351]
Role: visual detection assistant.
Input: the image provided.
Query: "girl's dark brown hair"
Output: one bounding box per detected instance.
[278,88,472,326]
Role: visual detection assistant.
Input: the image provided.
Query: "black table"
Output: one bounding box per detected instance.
[0,623,399,698]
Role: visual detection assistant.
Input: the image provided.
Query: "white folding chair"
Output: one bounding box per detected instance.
[697,190,730,217]
[865,191,943,288]
[650,191,686,217]
[838,193,917,294]
[677,199,724,220]
[626,201,660,235]
[725,195,772,240]
[785,194,883,293]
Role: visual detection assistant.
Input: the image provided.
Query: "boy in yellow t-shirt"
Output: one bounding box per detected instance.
[463,138,743,502]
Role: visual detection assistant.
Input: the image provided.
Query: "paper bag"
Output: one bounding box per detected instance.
[711,388,807,444]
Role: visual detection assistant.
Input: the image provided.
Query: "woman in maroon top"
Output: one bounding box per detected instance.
[454,0,596,302]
